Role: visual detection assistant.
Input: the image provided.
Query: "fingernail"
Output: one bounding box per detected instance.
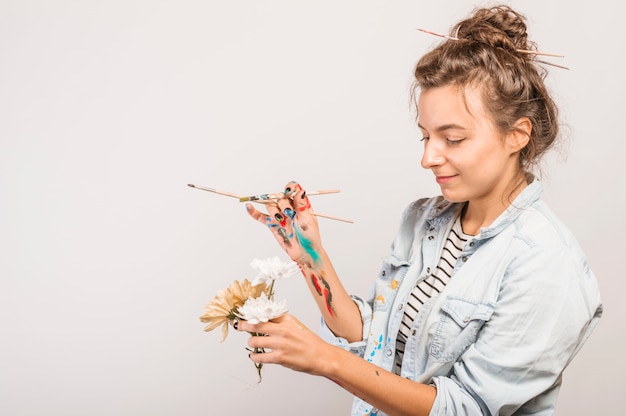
[233,321,238,330]
[301,191,307,199]
[274,213,284,222]
[284,208,295,219]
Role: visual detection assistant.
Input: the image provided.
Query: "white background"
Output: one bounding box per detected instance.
[1,1,623,415]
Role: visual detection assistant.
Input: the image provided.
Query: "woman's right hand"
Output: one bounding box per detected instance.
[245,181,323,266]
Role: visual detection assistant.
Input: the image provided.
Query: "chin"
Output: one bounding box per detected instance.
[440,190,467,204]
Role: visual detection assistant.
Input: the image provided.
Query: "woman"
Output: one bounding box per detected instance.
[237,5,602,415]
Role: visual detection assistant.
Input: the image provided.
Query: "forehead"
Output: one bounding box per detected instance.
[417,84,489,131]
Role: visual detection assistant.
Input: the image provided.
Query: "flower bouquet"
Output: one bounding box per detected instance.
[199,256,300,382]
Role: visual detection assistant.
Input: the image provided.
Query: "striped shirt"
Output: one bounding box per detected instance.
[394,214,472,374]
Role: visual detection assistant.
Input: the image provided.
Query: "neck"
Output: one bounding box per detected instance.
[461,176,528,235]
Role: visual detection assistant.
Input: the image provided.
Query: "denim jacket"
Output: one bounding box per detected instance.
[320,179,602,415]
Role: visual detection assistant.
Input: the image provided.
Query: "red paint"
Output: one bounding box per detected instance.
[297,197,311,211]
[323,287,334,316]
[311,274,323,296]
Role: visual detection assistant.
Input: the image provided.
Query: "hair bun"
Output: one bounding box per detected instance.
[452,5,532,54]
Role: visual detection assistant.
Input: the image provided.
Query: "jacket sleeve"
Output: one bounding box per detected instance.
[318,294,372,357]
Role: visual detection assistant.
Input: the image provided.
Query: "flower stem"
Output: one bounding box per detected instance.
[254,353,263,383]
[247,332,265,383]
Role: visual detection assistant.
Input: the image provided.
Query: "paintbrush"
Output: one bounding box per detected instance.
[238,189,340,202]
[187,184,353,223]
[187,184,242,199]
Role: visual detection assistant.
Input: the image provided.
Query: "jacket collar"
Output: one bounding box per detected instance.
[425,177,543,238]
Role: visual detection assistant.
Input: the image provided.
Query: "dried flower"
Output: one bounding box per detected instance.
[199,278,265,342]
[226,278,267,307]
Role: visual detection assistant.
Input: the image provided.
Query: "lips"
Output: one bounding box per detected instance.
[435,174,457,184]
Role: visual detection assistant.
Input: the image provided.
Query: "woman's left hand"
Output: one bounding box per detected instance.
[236,314,335,377]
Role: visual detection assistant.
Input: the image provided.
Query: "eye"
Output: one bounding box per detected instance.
[420,137,429,142]
[446,137,465,145]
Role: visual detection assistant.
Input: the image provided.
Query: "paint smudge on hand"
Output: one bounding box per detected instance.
[277,227,291,247]
[294,225,319,263]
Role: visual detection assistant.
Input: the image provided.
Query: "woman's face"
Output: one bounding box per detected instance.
[417,85,522,205]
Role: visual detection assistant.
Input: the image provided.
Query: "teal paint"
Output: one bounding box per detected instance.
[294,226,320,263]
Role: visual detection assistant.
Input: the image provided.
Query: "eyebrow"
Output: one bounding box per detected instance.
[417,122,467,133]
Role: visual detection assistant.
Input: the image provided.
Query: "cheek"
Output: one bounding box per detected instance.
[465,156,510,189]
[447,155,474,174]
[458,149,496,173]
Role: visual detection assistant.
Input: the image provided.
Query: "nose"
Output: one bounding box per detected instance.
[421,140,445,169]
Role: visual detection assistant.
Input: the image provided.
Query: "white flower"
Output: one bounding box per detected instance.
[250,256,300,286]
[236,292,289,324]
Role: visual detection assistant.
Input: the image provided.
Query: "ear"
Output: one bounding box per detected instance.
[507,117,532,153]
